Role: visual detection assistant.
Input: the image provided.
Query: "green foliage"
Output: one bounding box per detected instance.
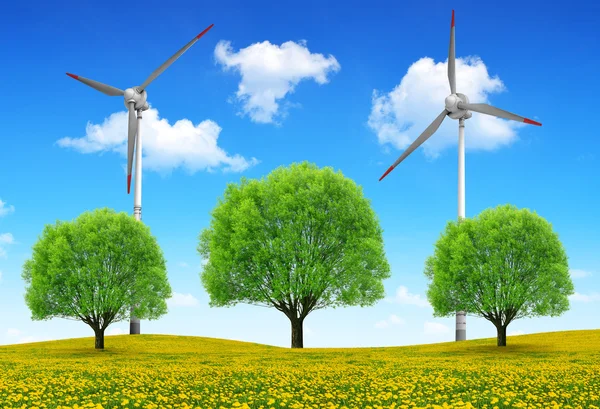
[22,208,171,330]
[424,204,574,327]
[198,161,391,320]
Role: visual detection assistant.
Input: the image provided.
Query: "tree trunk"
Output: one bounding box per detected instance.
[94,327,105,350]
[290,317,304,348]
[496,324,507,347]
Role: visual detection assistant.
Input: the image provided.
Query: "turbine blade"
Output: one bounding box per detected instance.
[458,102,542,126]
[127,102,138,194]
[448,10,456,94]
[379,109,449,181]
[65,73,124,96]
[139,24,214,91]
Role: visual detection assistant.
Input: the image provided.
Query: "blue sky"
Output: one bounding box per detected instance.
[0,0,598,347]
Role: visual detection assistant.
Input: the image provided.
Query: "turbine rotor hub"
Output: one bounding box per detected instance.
[445,93,472,120]
[123,87,149,111]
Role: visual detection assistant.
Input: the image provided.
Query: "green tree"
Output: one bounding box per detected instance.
[198,162,391,348]
[425,204,574,346]
[22,208,171,349]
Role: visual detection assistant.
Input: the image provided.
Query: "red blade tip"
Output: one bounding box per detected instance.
[524,118,542,126]
[451,10,455,28]
[66,73,78,79]
[197,24,214,39]
[379,166,395,182]
[127,175,132,194]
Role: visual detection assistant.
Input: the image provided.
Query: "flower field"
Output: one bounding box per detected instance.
[0,329,599,409]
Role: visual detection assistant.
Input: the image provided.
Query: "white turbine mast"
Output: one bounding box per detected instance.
[378,10,541,341]
[66,24,214,335]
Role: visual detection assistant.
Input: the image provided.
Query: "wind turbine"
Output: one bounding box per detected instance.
[378,10,541,342]
[66,24,214,335]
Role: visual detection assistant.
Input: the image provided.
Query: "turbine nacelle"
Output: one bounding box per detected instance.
[124,87,149,111]
[445,93,472,120]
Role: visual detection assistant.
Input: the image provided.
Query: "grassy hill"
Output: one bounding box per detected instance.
[0,329,598,408]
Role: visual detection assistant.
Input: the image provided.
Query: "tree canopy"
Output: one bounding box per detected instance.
[22,208,171,349]
[198,162,391,348]
[424,204,574,346]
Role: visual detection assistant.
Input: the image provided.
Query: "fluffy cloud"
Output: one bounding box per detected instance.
[56,108,259,175]
[508,330,525,336]
[215,40,340,124]
[385,286,430,308]
[167,292,200,307]
[570,269,593,279]
[424,321,450,335]
[375,314,405,329]
[0,199,14,217]
[369,56,528,158]
[569,292,600,303]
[0,233,14,258]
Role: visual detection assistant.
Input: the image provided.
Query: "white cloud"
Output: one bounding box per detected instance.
[16,336,37,344]
[167,292,200,307]
[7,328,21,337]
[178,262,189,268]
[0,199,14,217]
[106,327,125,336]
[304,326,314,336]
[375,314,405,329]
[369,56,527,159]
[0,233,14,259]
[569,292,600,303]
[508,330,525,336]
[424,321,450,335]
[56,108,259,175]
[215,40,340,124]
[570,269,593,279]
[386,286,430,308]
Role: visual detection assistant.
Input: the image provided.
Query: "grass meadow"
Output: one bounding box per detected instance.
[0,329,598,409]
